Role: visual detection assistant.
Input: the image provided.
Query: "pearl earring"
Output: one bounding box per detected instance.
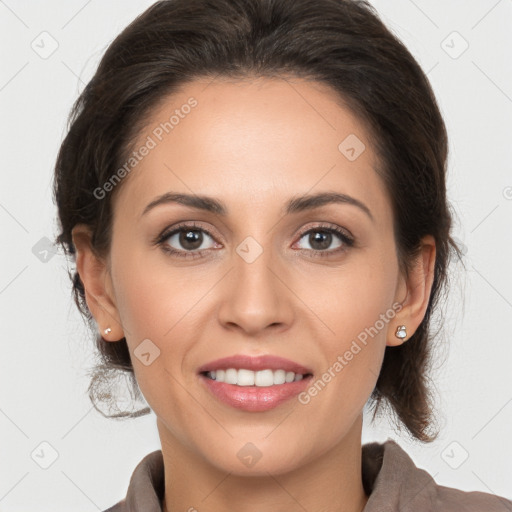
[395,325,407,339]
[104,327,112,335]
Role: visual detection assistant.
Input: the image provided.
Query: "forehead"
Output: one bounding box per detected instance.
[113,76,390,226]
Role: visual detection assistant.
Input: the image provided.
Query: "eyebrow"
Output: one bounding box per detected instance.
[141,191,374,222]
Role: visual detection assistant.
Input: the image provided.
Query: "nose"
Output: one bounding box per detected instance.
[217,239,294,336]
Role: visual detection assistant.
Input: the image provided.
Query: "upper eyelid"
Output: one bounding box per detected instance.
[158,221,353,245]
[161,221,216,239]
[296,223,353,239]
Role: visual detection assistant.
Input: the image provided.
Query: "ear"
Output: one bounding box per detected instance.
[387,235,436,347]
[71,224,124,341]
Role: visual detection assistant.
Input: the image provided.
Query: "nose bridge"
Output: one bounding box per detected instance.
[234,232,279,302]
[217,231,292,333]
[230,202,279,280]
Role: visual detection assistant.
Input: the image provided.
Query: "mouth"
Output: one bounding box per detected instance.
[199,369,313,387]
[197,354,314,412]
[197,353,314,378]
[198,370,314,412]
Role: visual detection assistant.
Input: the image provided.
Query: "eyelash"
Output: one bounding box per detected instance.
[154,221,355,260]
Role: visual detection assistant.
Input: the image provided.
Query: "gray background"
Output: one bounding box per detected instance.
[1,0,511,510]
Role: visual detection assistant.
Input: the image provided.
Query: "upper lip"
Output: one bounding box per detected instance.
[198,354,313,375]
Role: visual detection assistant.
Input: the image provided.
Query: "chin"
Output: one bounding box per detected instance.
[206,449,305,477]
[192,433,316,477]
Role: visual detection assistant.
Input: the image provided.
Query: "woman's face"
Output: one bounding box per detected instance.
[80,77,430,475]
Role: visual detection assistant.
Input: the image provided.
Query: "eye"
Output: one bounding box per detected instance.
[154,221,354,260]
[156,222,219,259]
[294,224,354,256]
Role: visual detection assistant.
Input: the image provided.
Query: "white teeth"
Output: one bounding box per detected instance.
[206,368,306,386]
[238,369,255,386]
[225,368,238,384]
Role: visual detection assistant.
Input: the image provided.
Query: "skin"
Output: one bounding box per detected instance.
[72,76,435,512]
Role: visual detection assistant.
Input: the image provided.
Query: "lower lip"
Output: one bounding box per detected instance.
[199,373,313,412]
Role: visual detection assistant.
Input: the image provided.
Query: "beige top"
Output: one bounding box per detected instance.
[103,439,512,511]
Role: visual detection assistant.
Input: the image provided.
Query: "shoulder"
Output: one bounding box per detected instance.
[433,482,512,511]
[362,439,512,511]
[102,450,165,512]
[102,502,123,512]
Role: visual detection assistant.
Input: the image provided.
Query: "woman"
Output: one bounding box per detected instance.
[53,0,512,510]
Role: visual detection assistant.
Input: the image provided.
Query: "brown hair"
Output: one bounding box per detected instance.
[53,0,463,441]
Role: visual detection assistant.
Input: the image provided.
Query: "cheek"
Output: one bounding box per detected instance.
[109,247,213,393]
[111,245,204,341]
[305,253,398,345]
[110,249,204,428]
[299,253,398,408]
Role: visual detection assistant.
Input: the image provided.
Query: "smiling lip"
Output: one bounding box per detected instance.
[197,354,314,412]
[197,354,313,374]
[199,374,313,412]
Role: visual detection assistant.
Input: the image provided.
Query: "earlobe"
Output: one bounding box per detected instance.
[71,224,124,341]
[388,235,436,346]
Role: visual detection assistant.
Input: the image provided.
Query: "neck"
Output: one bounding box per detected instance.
[158,415,369,512]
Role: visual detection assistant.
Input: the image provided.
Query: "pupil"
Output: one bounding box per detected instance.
[177,230,332,252]
[181,230,202,250]
[311,231,331,250]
